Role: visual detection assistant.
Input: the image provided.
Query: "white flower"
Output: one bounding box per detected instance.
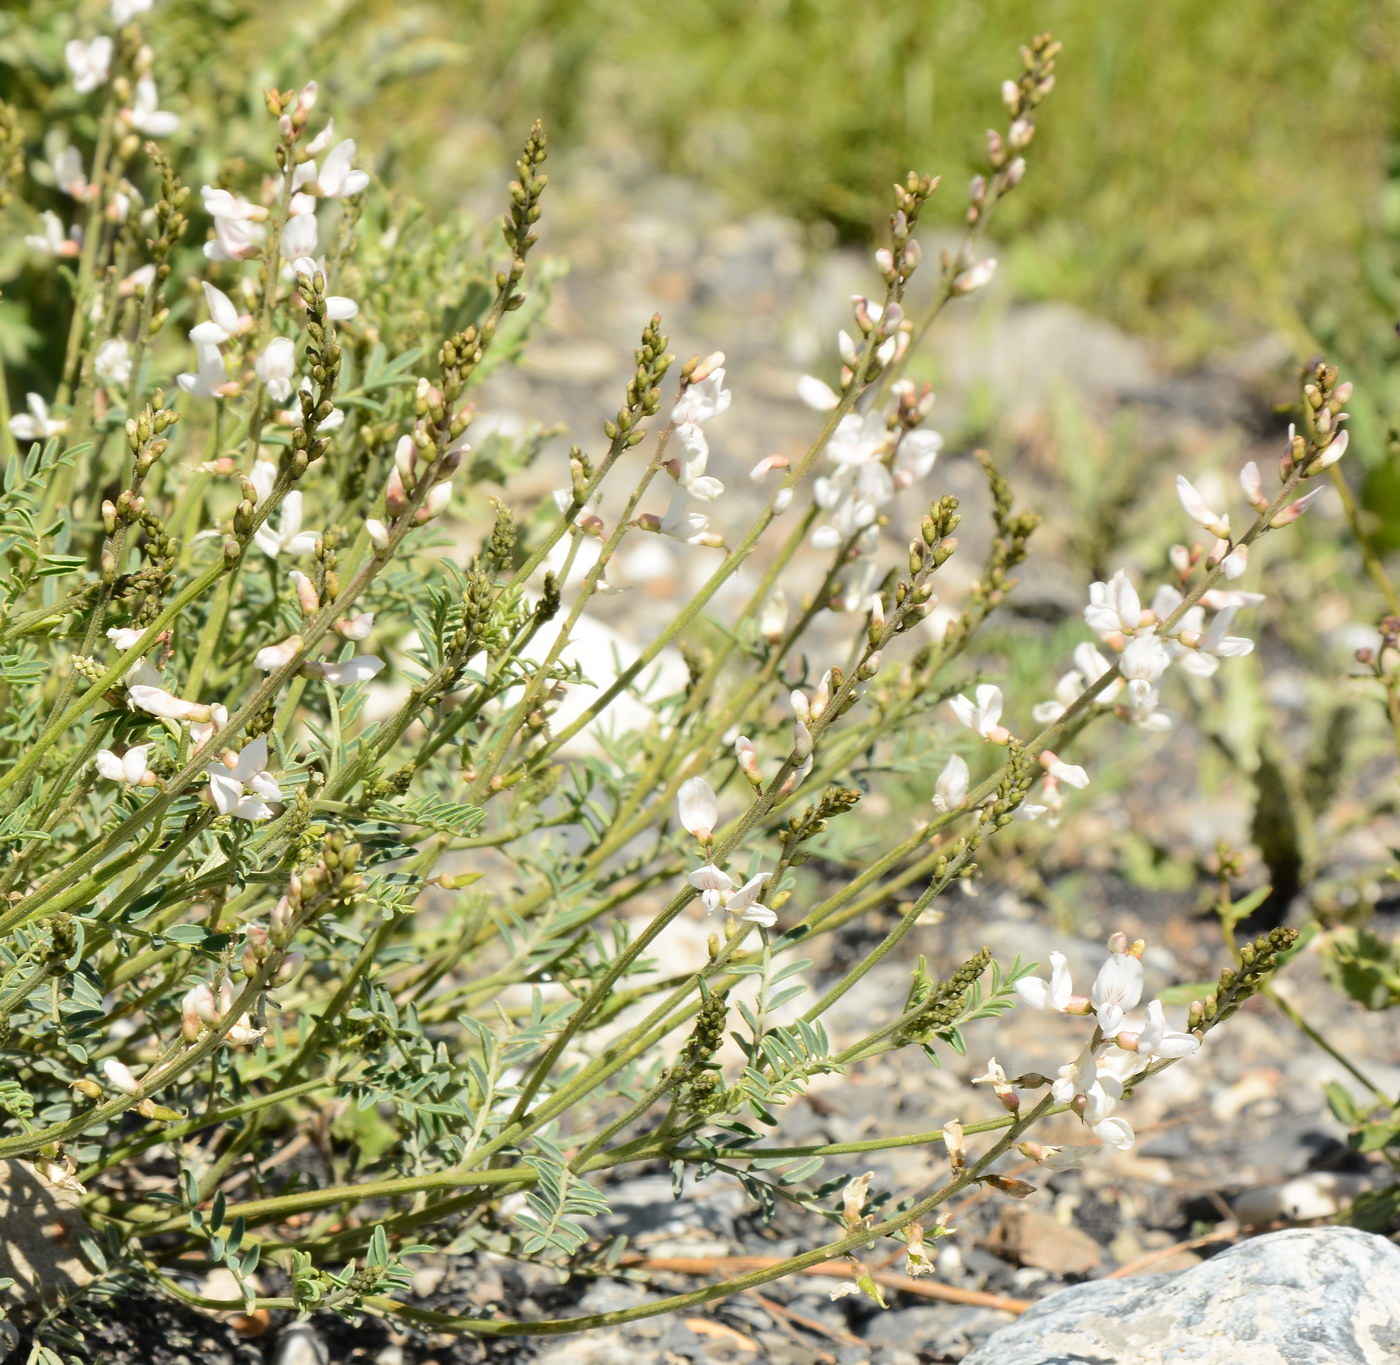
[255,337,297,401]
[106,626,145,650]
[189,282,250,345]
[671,368,731,426]
[25,210,79,257]
[94,338,132,389]
[189,703,228,752]
[65,37,113,93]
[826,410,890,468]
[1089,949,1143,1035]
[1120,635,1170,702]
[1122,1000,1200,1060]
[677,777,718,842]
[948,684,1010,743]
[365,518,390,551]
[673,424,723,500]
[304,656,385,685]
[112,0,154,21]
[1040,751,1089,789]
[95,743,154,786]
[9,393,69,443]
[1085,570,1142,637]
[687,864,773,925]
[206,214,262,261]
[127,682,211,723]
[1051,1049,1135,1150]
[306,140,369,198]
[796,374,840,410]
[207,736,282,821]
[201,186,265,221]
[1175,474,1231,539]
[655,487,716,545]
[1015,951,1078,1013]
[281,210,319,261]
[893,428,942,487]
[249,460,321,557]
[123,78,179,137]
[176,340,231,400]
[52,145,90,199]
[932,754,969,811]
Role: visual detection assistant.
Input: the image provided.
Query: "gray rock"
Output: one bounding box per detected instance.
[963,1226,1400,1364]
[0,1159,98,1314]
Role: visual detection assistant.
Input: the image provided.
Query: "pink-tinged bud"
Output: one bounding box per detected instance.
[254,634,304,672]
[1107,930,1128,954]
[414,480,453,524]
[102,1058,141,1095]
[577,512,605,538]
[1004,157,1027,188]
[243,925,269,976]
[1001,78,1021,112]
[986,128,1004,163]
[1271,487,1325,527]
[274,952,304,985]
[1309,428,1349,473]
[874,247,895,277]
[750,454,790,482]
[953,258,997,294]
[677,776,719,844]
[290,570,320,616]
[689,350,725,384]
[270,894,293,936]
[1008,117,1033,148]
[735,735,761,787]
[902,239,921,270]
[1333,381,1353,405]
[336,611,375,641]
[811,669,834,718]
[365,518,389,551]
[1239,460,1268,510]
[385,465,409,516]
[790,689,811,726]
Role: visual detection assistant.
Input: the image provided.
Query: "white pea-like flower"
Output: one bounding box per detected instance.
[932,754,969,811]
[1089,948,1144,1035]
[95,743,155,787]
[8,393,69,443]
[1175,474,1231,540]
[304,656,385,686]
[207,736,282,821]
[948,684,1010,743]
[255,337,297,402]
[65,36,113,93]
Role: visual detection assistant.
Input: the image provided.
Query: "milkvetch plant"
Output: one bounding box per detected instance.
[0,9,1359,1352]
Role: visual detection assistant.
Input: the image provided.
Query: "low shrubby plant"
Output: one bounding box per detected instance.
[0,7,1373,1355]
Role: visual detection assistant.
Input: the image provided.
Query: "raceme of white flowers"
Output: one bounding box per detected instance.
[1004,934,1201,1150]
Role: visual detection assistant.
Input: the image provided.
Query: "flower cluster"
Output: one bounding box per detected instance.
[976,933,1201,1154]
[676,777,777,928]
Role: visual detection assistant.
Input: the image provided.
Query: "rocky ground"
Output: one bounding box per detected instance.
[9,153,1398,1363]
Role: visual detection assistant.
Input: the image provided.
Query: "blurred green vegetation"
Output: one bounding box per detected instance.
[6,0,1398,369]
[241,0,1399,365]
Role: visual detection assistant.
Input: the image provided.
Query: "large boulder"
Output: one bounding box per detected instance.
[963,1225,1400,1365]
